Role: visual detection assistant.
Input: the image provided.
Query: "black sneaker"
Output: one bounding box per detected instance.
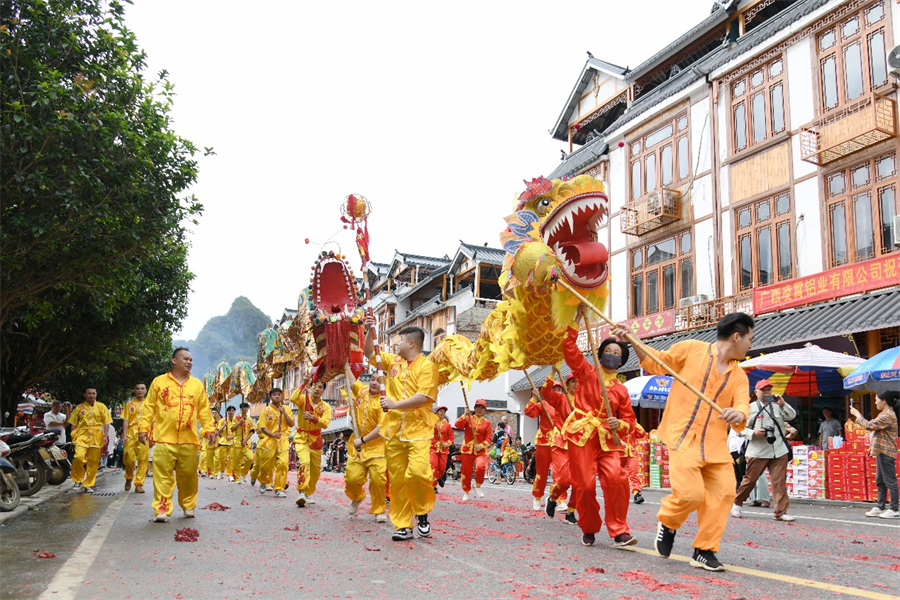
[564,511,577,525]
[690,548,725,572]
[545,499,557,518]
[654,522,676,558]
[392,528,413,541]
[633,491,645,504]
[581,533,595,546]
[434,486,439,495]
[612,533,638,547]
[416,515,432,538]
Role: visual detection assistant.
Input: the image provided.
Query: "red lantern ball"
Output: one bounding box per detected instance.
[304,238,310,244]
[617,141,625,148]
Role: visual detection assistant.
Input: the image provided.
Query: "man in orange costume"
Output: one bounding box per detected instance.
[619,313,752,572]
[563,306,637,548]
[621,422,648,504]
[454,399,493,501]
[430,406,454,492]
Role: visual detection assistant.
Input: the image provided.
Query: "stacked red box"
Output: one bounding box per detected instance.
[825,447,846,500]
[635,439,650,488]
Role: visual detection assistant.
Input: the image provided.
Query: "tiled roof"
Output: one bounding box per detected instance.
[394,252,451,270]
[550,57,630,141]
[459,242,505,266]
[549,136,608,180]
[395,265,450,301]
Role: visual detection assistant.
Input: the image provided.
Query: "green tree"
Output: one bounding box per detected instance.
[0,0,207,424]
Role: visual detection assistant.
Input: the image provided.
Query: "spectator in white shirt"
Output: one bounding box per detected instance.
[43,400,67,445]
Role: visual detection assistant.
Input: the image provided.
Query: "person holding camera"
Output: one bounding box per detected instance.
[731,379,797,522]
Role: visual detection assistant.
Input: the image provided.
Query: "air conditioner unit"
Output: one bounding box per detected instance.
[678,294,709,308]
[893,214,900,247]
[889,46,900,80]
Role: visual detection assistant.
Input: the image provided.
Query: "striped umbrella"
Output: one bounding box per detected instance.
[624,375,673,409]
[843,345,900,393]
[738,343,865,396]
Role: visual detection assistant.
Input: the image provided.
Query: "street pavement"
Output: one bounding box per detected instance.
[1,467,898,600]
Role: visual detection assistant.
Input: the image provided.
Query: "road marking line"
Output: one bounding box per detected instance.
[622,547,899,600]
[37,494,128,600]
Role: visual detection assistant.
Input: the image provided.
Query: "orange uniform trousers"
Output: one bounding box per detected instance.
[568,435,630,538]
[430,452,448,487]
[547,446,571,504]
[460,453,488,493]
[658,449,735,552]
[620,455,643,493]
[531,444,552,499]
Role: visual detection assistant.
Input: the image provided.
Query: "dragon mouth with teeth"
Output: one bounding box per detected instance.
[540,191,610,289]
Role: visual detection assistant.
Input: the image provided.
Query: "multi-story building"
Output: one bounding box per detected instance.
[517,0,900,441]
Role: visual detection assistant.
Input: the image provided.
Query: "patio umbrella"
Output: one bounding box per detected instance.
[843,345,900,393]
[624,375,673,409]
[738,343,865,396]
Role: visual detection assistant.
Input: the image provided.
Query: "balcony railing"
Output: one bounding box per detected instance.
[673,291,754,332]
[621,188,682,236]
[799,92,897,166]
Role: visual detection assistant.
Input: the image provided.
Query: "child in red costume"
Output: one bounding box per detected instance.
[430,406,454,491]
[454,399,493,500]
[523,384,557,510]
[562,305,637,548]
[537,378,576,524]
[620,422,648,504]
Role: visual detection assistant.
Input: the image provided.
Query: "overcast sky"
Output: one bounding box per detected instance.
[123,0,714,339]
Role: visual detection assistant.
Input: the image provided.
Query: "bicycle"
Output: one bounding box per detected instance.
[488,460,517,485]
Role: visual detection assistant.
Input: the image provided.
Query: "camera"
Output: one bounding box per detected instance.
[762,394,775,403]
[764,426,777,445]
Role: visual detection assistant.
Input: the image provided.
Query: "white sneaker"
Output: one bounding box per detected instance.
[236,477,242,484]
[274,490,287,498]
[295,493,307,507]
[154,512,168,523]
[866,507,884,517]
[475,488,484,499]
[730,505,742,518]
[215,474,222,480]
[183,509,195,518]
[878,509,900,519]
[266,485,274,492]
[376,513,387,523]
[259,486,268,495]
[306,495,316,505]
[349,500,361,516]
[773,514,795,522]
[462,492,470,502]
[532,498,542,511]
[557,500,568,512]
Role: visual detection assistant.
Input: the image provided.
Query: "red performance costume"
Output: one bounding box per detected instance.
[528,379,573,510]
[524,386,556,506]
[430,409,454,488]
[620,422,648,498]
[454,400,493,497]
[562,326,636,544]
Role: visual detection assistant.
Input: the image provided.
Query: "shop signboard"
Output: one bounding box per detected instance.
[577,309,675,351]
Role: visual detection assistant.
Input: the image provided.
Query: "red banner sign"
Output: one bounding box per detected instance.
[577,309,675,350]
[754,253,900,314]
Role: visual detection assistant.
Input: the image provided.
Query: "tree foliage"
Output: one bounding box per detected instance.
[0,0,206,422]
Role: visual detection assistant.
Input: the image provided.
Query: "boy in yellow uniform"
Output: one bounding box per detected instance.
[290,380,332,506]
[121,382,150,493]
[216,405,236,480]
[70,386,113,493]
[342,364,388,522]
[230,402,255,483]
[364,319,440,541]
[202,410,220,477]
[138,347,216,522]
[255,388,295,497]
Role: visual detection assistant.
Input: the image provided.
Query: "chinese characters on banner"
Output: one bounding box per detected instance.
[754,253,900,314]
[577,310,675,352]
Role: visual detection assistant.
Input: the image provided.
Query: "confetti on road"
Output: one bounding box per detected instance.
[174,528,199,542]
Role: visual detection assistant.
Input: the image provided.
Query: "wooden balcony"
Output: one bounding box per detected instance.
[674,291,754,332]
[620,188,681,236]
[799,92,897,166]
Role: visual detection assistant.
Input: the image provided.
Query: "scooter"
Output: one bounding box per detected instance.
[445,445,462,481]
[521,442,537,484]
[0,439,21,512]
[38,433,71,486]
[0,428,56,497]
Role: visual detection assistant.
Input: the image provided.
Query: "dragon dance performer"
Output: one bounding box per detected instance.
[536,378,575,525]
[230,402,255,483]
[343,364,388,522]
[122,382,149,494]
[254,388,294,498]
[430,406,454,492]
[364,318,440,541]
[454,399,493,501]
[70,386,113,494]
[563,305,637,548]
[202,409,220,478]
[290,380,332,507]
[139,347,216,522]
[617,313,752,572]
[215,405,236,480]
[621,422,648,504]
[524,381,557,511]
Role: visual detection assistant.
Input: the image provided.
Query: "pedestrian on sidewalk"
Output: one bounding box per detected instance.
[138,347,216,522]
[851,391,899,519]
[731,380,797,522]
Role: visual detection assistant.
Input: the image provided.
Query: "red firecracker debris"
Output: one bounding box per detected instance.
[201,503,230,511]
[175,528,199,542]
[584,567,605,574]
[33,550,56,559]
[240,500,249,506]
[745,541,759,548]
[363,546,381,552]
[284,525,299,531]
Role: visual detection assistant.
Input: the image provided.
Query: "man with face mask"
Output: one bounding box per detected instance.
[290,378,332,506]
[563,305,637,548]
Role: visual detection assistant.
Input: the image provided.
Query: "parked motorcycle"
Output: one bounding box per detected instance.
[0,428,56,497]
[521,442,537,484]
[0,439,21,512]
[41,435,71,486]
[445,444,462,481]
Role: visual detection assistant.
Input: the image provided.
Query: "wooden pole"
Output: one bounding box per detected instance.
[556,278,724,416]
[552,366,576,411]
[523,370,559,428]
[583,314,621,447]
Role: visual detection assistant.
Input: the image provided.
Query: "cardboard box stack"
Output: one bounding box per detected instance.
[785,446,824,498]
[648,432,670,489]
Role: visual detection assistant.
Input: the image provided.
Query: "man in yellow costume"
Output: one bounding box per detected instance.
[364,318,439,541]
[139,347,216,522]
[290,379,332,506]
[254,388,294,497]
[230,402,255,483]
[70,385,113,493]
[202,409,220,478]
[121,382,150,493]
[216,405,236,480]
[342,364,388,523]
